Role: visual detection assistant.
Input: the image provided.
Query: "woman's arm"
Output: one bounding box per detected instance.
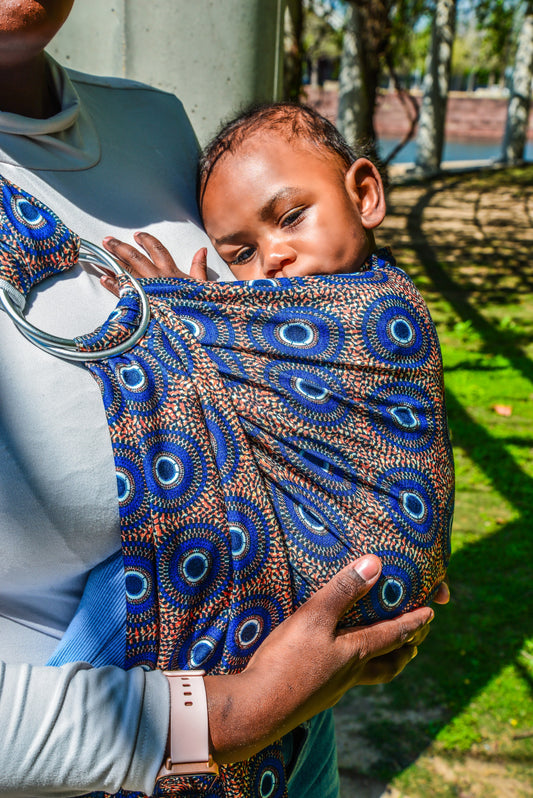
[0,556,436,795]
[0,661,169,796]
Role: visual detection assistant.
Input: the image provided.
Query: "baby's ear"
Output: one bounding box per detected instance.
[345,158,386,230]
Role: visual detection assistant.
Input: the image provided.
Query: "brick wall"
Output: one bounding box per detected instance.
[305,86,533,142]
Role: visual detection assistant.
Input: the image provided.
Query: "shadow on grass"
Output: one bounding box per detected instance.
[336,167,533,784]
[404,175,533,383]
[338,393,533,781]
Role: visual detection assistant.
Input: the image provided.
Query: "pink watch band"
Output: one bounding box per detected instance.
[156,670,219,781]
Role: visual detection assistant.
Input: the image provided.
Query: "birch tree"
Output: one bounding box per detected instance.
[415,0,457,174]
[284,0,304,100]
[337,1,427,160]
[501,1,533,163]
[337,2,373,147]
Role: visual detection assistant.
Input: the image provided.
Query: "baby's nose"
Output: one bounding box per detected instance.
[263,245,297,276]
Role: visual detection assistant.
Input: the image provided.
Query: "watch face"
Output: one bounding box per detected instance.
[154,772,222,797]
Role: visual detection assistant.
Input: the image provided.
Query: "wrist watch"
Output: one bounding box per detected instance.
[155,670,219,788]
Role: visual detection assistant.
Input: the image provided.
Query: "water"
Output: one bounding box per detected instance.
[378,136,533,165]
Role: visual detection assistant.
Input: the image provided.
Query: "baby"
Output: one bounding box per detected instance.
[102,103,453,624]
[102,103,386,286]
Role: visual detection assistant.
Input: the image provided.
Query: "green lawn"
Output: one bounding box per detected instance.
[335,165,533,798]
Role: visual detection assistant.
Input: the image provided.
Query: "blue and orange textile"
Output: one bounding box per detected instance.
[0,174,453,798]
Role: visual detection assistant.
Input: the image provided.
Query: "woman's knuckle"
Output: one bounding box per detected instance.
[331,572,356,601]
[354,628,371,660]
[303,608,328,633]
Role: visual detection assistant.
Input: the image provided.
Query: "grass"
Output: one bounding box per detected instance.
[335,164,533,797]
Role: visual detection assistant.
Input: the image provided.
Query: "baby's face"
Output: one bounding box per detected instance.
[200,131,384,281]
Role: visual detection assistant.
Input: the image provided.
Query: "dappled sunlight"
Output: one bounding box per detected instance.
[382,166,533,304]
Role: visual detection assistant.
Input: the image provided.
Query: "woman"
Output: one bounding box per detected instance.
[0,2,446,795]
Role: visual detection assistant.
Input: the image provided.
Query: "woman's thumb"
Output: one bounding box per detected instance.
[308,555,382,621]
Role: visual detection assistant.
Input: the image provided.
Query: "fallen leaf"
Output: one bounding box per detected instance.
[492,404,513,417]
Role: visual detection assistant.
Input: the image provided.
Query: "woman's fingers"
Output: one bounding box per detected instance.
[348,608,434,685]
[205,557,436,763]
[433,580,450,605]
[341,605,434,664]
[354,641,420,685]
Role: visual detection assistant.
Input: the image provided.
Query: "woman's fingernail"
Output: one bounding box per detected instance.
[354,555,380,581]
[103,237,115,245]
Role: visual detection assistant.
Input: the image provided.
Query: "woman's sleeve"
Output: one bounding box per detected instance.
[0,661,169,796]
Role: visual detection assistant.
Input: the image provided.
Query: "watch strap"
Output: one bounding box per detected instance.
[156,670,219,782]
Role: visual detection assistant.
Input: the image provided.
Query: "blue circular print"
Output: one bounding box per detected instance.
[270,481,350,563]
[178,304,235,347]
[362,294,430,367]
[157,523,231,609]
[3,185,64,250]
[247,307,344,360]
[124,562,156,617]
[114,447,149,528]
[366,380,436,452]
[253,756,286,798]
[170,623,226,671]
[114,352,168,416]
[226,495,270,579]
[122,545,159,624]
[143,430,208,511]
[276,436,358,496]
[204,404,241,484]
[375,467,439,548]
[358,551,423,621]
[224,594,285,664]
[264,361,351,428]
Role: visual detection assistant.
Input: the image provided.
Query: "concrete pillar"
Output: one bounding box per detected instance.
[49,0,285,144]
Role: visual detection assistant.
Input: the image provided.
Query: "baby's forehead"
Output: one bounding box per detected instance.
[219,126,343,173]
[199,116,350,214]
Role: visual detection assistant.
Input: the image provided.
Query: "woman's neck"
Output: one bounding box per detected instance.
[0,53,59,118]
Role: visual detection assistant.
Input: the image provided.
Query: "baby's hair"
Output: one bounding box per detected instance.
[198,102,382,207]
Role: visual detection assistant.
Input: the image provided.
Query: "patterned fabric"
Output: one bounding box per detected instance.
[0,175,79,303]
[0,174,453,798]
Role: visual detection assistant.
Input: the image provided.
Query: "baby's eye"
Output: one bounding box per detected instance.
[230,246,255,266]
[281,208,305,228]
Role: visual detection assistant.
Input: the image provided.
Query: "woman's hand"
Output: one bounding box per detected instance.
[204,554,435,763]
[100,232,208,295]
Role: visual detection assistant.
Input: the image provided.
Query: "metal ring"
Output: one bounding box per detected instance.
[0,239,150,361]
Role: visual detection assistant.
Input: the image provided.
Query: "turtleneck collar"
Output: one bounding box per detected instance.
[0,55,100,171]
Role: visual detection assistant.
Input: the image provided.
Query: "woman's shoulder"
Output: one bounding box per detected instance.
[65,65,179,102]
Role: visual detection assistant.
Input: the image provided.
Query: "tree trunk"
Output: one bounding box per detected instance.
[501,2,533,164]
[415,0,457,175]
[337,3,373,148]
[283,0,304,102]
